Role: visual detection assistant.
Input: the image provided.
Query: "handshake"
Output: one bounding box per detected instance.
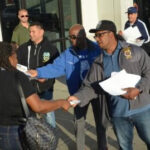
[17,64,81,107]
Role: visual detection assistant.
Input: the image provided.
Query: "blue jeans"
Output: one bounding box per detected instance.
[112,109,150,150]
[0,125,23,150]
[39,89,56,128]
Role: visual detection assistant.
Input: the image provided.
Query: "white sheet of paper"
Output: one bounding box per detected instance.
[99,70,141,96]
[127,39,144,46]
[123,26,141,40]
[70,100,81,105]
[122,26,144,46]
[16,64,31,76]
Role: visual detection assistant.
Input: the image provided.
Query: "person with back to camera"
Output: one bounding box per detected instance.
[28,24,108,150]
[0,42,71,150]
[68,20,150,150]
[11,9,30,47]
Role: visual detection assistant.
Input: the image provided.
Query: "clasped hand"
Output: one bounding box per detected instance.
[122,87,140,100]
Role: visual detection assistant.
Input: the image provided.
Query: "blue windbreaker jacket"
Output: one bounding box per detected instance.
[37,39,101,95]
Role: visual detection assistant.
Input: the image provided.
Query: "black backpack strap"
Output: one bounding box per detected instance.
[16,74,30,118]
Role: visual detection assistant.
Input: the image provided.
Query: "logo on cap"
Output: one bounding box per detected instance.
[96,21,102,29]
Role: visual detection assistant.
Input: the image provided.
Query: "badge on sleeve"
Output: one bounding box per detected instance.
[123,47,132,59]
[43,52,50,63]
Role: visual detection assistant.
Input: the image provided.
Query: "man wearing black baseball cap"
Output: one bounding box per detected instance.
[89,20,117,33]
[89,20,119,52]
[68,20,150,150]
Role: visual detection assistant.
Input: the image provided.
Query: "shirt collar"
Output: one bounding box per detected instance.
[129,19,138,26]
[103,42,121,56]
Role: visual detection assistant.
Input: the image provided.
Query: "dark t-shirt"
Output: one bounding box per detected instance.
[0,68,35,125]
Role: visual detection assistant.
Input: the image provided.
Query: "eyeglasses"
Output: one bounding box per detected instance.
[94,31,110,39]
[68,35,79,40]
[21,15,29,18]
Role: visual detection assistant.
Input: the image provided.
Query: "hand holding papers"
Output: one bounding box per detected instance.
[99,70,141,96]
[70,100,80,105]
[16,64,37,80]
[122,26,144,46]
[17,64,31,76]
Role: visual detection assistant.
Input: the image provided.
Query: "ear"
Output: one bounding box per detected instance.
[40,29,44,35]
[18,14,20,19]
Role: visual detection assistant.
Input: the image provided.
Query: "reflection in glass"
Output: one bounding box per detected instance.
[1,0,20,42]
[0,0,79,52]
[25,0,60,51]
[62,0,77,48]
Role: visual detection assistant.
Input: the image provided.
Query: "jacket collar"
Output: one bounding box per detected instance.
[127,19,138,27]
[119,40,130,49]
[70,38,95,53]
[28,37,48,47]
[95,40,130,65]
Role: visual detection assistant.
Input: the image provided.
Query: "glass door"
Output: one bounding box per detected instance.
[62,0,78,48]
[0,0,21,42]
[0,0,82,52]
[25,0,61,51]
[134,0,150,31]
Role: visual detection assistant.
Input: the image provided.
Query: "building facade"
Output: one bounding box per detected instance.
[0,0,149,52]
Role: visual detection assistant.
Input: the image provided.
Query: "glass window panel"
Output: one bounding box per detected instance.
[0,0,21,42]
[0,0,80,51]
[63,0,77,31]
[62,0,77,48]
[25,0,61,51]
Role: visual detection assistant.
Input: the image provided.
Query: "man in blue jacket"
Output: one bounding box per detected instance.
[29,24,107,150]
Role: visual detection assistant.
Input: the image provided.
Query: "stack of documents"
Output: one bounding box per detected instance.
[122,26,144,46]
[99,69,141,96]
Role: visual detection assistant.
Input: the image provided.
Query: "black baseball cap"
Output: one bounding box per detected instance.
[89,20,117,33]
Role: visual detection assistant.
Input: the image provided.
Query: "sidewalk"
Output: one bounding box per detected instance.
[53,77,147,150]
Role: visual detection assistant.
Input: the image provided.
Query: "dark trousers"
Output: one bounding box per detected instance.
[74,98,107,150]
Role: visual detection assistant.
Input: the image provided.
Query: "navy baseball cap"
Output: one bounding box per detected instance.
[126,7,137,14]
[89,20,116,33]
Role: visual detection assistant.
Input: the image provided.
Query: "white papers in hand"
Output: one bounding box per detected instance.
[99,70,141,96]
[16,64,31,76]
[70,100,81,105]
[122,26,144,46]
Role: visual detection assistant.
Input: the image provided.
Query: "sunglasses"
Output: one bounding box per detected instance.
[21,15,29,18]
[94,31,110,39]
[68,35,79,40]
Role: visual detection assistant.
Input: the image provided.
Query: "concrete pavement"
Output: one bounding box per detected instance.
[53,77,147,150]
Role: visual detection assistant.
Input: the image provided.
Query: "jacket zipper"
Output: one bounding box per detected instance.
[36,46,41,93]
[27,46,31,69]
